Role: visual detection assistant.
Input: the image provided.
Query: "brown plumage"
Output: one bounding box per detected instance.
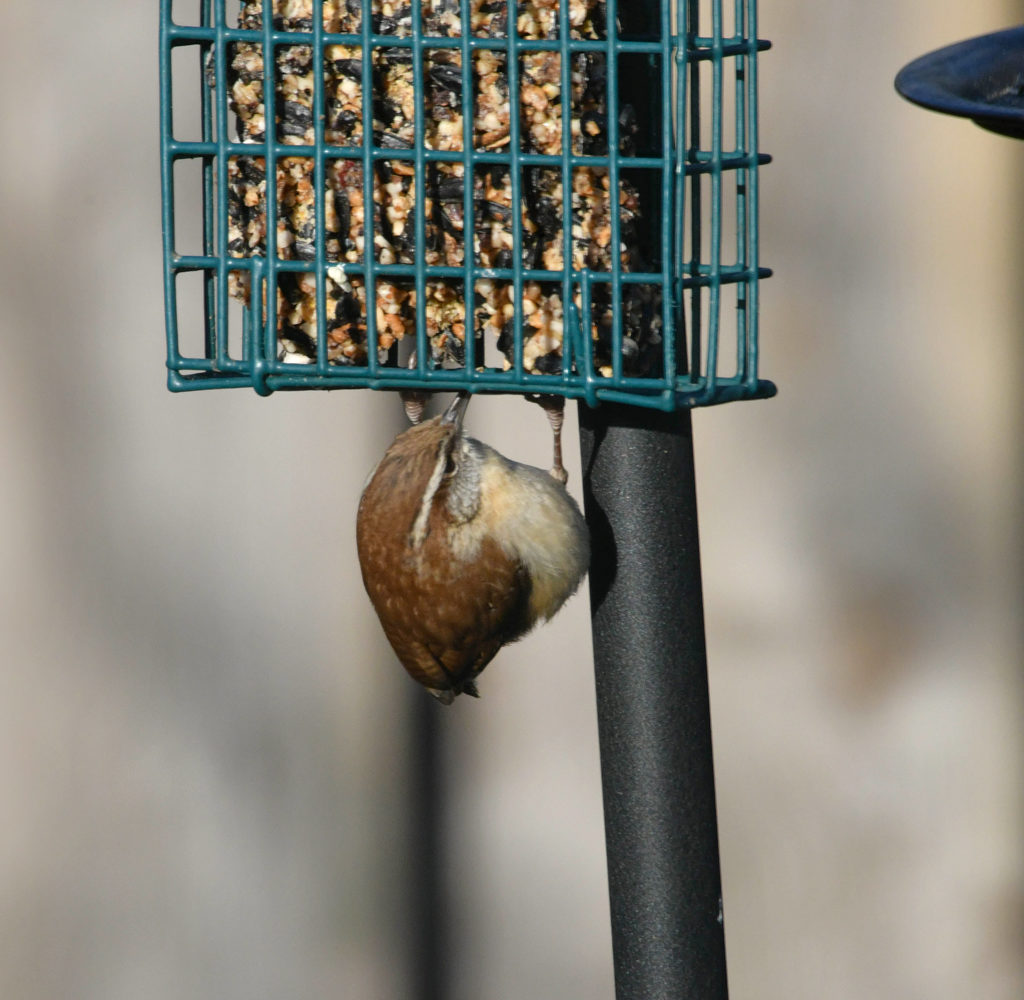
[356,393,590,703]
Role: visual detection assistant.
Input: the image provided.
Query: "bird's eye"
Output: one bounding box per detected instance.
[443,453,458,478]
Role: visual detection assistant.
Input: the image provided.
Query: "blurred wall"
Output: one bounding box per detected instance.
[704,6,1024,999]
[0,3,1021,1000]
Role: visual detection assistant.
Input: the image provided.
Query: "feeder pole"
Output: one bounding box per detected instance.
[579,402,729,1000]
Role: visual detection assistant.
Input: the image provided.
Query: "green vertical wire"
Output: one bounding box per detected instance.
[605,0,622,382]
[361,0,379,376]
[506,8,524,381]
[558,0,574,385]
[745,0,761,392]
[660,0,676,390]
[412,7,428,378]
[212,0,229,370]
[672,0,687,384]
[201,0,218,363]
[459,0,476,378]
[261,0,279,388]
[579,267,597,402]
[704,0,723,397]
[199,41,214,370]
[313,4,328,371]
[159,0,179,376]
[686,0,702,385]
[733,0,748,382]
[251,256,266,367]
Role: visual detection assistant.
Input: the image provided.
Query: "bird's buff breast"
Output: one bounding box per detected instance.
[470,458,590,623]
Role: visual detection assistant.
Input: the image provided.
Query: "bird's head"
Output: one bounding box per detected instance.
[376,393,484,549]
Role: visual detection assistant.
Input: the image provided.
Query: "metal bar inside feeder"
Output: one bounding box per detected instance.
[580,402,729,1000]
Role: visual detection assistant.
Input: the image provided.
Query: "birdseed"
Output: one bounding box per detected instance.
[223,0,661,377]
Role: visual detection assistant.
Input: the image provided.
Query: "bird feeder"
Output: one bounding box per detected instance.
[160,2,773,997]
[160,0,772,410]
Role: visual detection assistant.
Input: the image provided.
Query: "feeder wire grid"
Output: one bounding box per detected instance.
[160,0,774,411]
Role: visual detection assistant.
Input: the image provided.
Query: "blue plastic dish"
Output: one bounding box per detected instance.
[895,25,1024,139]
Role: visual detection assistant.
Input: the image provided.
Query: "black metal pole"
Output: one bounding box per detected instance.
[579,402,729,1000]
[407,693,449,1000]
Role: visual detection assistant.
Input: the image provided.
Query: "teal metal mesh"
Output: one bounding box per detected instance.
[160,0,774,410]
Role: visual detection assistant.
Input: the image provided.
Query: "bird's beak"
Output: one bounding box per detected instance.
[441,391,471,431]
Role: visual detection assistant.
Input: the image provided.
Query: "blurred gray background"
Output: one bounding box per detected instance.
[1,3,1022,998]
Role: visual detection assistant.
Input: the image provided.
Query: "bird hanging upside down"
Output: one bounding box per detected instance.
[356,393,590,703]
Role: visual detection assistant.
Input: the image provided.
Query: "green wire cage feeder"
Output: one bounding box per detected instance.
[160,0,773,411]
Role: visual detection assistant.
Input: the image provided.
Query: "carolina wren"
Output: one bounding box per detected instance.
[356,393,590,703]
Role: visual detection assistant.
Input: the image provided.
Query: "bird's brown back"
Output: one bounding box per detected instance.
[356,420,532,694]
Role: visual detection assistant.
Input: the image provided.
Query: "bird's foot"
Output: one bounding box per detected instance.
[400,350,430,425]
[400,390,430,425]
[526,394,568,484]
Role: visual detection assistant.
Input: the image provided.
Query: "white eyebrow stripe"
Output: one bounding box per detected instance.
[409,446,448,551]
